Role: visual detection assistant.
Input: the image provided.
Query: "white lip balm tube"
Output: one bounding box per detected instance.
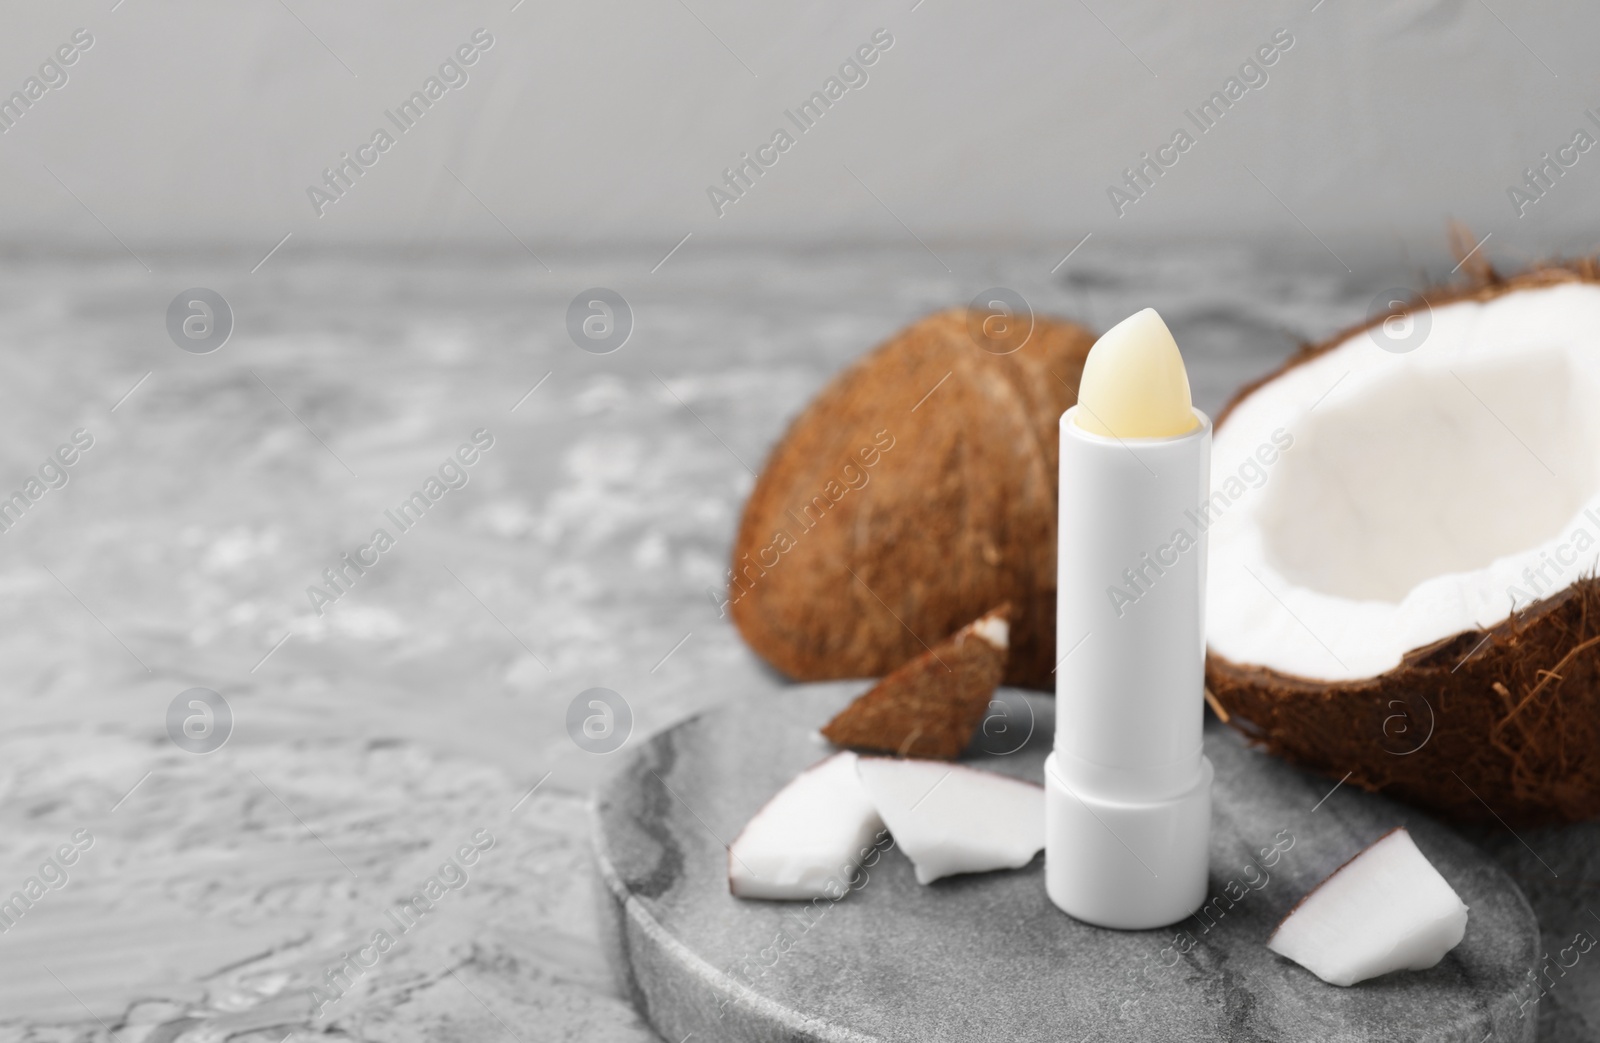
[1045,308,1213,930]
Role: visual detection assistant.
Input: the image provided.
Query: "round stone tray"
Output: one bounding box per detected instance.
[592,683,1539,1043]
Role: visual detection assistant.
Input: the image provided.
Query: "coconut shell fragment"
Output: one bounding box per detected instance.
[822,604,1011,760]
[729,309,1094,691]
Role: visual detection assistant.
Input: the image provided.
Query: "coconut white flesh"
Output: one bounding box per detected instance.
[1209,283,1600,681]
[728,751,885,900]
[855,757,1044,885]
[1268,828,1468,987]
[968,611,1009,649]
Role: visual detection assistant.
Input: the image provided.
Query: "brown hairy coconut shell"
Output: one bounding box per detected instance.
[729,308,1094,690]
[1207,251,1600,826]
[821,603,1011,760]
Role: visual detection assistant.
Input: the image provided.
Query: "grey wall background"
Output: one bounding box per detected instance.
[0,0,1595,259]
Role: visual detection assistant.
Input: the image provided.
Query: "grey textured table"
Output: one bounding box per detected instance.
[0,243,1594,1041]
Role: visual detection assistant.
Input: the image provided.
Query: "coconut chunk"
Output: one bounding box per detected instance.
[855,757,1043,884]
[821,605,1011,760]
[728,752,884,900]
[1268,828,1468,986]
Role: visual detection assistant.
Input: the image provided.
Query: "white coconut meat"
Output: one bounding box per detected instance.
[1268,828,1468,986]
[968,610,1010,650]
[1208,282,1600,681]
[728,751,885,900]
[855,758,1044,884]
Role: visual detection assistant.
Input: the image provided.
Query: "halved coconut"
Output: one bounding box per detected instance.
[728,751,884,900]
[729,309,1095,691]
[1206,258,1600,825]
[855,757,1044,884]
[1268,828,1468,986]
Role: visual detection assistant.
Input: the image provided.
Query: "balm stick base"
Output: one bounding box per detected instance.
[1044,752,1213,930]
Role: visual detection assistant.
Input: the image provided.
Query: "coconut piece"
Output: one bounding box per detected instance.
[855,757,1043,884]
[1269,828,1468,986]
[1205,255,1600,824]
[729,309,1095,691]
[728,751,884,900]
[820,604,1011,760]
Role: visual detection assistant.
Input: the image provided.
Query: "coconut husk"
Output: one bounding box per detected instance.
[729,309,1094,690]
[1208,253,1600,826]
[821,604,1011,760]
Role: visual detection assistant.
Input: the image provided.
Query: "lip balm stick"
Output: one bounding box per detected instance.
[1045,308,1213,930]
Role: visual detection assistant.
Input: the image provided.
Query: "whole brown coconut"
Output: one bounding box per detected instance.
[1207,251,1600,826]
[729,308,1094,690]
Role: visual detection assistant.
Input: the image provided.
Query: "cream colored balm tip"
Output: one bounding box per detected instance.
[1074,308,1199,439]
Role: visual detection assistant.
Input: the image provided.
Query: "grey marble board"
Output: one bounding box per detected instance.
[592,683,1542,1043]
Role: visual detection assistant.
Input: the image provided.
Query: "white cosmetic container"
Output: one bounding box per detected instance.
[1045,405,1213,929]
